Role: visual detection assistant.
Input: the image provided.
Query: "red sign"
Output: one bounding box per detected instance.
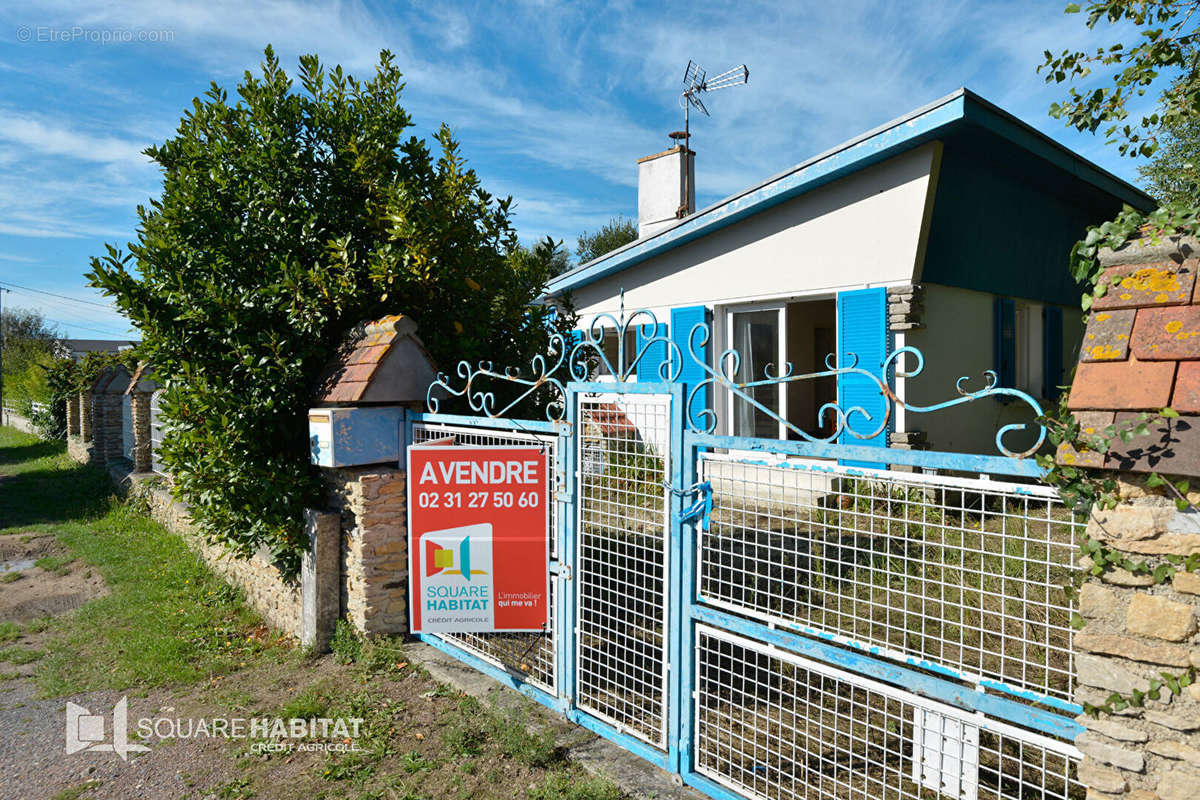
[407,445,549,633]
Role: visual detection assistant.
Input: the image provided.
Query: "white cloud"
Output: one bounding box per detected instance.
[0,111,151,167]
[0,0,1153,256]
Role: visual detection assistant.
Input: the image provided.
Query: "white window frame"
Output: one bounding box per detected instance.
[719,301,788,442]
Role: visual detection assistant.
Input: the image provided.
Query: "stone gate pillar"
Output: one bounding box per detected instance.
[1060,232,1200,799]
[78,390,92,441]
[65,394,79,436]
[127,364,158,473]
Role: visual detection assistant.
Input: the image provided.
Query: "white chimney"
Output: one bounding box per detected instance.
[637,144,694,238]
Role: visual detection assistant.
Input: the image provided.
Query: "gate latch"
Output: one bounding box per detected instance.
[677,481,713,532]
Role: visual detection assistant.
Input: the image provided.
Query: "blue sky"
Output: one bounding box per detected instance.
[0,0,1148,339]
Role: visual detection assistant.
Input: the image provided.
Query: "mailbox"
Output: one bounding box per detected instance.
[308,406,405,468]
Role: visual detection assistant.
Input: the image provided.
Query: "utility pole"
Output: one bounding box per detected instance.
[0,286,6,419]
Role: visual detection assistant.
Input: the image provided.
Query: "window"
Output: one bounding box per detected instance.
[727,306,785,438]
[994,298,1064,400]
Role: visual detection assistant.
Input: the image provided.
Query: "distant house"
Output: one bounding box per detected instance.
[58,339,138,362]
[546,88,1153,457]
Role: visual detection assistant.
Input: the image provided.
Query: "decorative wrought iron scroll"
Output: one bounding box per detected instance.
[680,322,1046,458]
[425,296,1046,458]
[426,293,681,422]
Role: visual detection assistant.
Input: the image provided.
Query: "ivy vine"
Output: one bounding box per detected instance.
[1082,667,1197,718]
[1044,210,1200,718]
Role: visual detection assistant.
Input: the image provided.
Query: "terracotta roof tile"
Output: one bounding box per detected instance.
[1173,362,1200,414]
[1067,236,1200,476]
[346,344,389,365]
[1055,411,1115,468]
[313,314,432,405]
[589,403,637,437]
[1107,412,1200,476]
[1131,305,1200,360]
[1067,356,1176,411]
[1093,262,1196,310]
[1081,308,1136,362]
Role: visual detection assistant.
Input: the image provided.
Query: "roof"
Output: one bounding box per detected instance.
[315,314,437,405]
[63,339,137,355]
[1061,234,1200,477]
[547,88,1153,296]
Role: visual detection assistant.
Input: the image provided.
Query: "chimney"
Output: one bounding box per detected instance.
[637,143,694,238]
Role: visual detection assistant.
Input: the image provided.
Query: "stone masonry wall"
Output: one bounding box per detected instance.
[129,392,152,473]
[94,392,123,463]
[130,475,304,637]
[66,425,408,645]
[79,390,92,441]
[1073,474,1200,800]
[65,395,79,436]
[325,466,408,636]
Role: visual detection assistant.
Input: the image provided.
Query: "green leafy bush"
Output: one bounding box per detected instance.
[87,48,572,576]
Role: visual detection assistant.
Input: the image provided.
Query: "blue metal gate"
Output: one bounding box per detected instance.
[409,301,1085,800]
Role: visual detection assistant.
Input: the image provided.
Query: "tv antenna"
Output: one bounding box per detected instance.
[677,60,749,152]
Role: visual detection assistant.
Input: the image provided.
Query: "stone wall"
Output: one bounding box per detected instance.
[94,391,123,463]
[129,392,152,472]
[1,408,37,435]
[324,466,409,635]
[78,391,91,441]
[1073,474,1200,799]
[887,283,924,331]
[66,437,408,646]
[66,394,79,436]
[131,475,304,636]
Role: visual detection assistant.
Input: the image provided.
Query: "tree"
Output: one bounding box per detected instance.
[512,237,571,276]
[1041,2,1200,160]
[1138,72,1200,204]
[1,307,59,415]
[576,216,638,264]
[1041,2,1200,291]
[88,48,569,576]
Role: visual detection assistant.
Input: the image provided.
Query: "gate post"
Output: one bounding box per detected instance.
[1058,232,1200,799]
[560,389,579,706]
[665,380,686,775]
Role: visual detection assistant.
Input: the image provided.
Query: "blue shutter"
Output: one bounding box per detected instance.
[671,305,710,428]
[994,297,1016,388]
[837,288,888,467]
[1043,305,1063,401]
[636,322,669,381]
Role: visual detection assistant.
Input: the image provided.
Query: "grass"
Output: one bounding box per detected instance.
[528,773,624,800]
[0,425,625,800]
[698,473,1084,697]
[0,426,287,694]
[0,645,44,664]
[34,554,74,575]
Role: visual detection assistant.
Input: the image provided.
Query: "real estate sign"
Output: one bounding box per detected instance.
[407,445,549,634]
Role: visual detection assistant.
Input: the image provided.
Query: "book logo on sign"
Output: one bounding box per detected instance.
[419,523,495,630]
[424,536,487,581]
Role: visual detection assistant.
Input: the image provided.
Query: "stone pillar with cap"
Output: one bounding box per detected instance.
[126,363,159,474]
[1058,232,1200,799]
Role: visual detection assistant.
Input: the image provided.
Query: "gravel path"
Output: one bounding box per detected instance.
[0,677,235,800]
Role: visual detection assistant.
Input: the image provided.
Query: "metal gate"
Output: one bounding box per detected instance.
[409,302,1086,799]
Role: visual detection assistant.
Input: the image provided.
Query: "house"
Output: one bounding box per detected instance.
[546,88,1153,457]
[58,338,138,362]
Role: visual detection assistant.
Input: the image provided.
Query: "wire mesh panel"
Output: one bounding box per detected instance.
[412,420,559,694]
[697,455,1082,704]
[576,394,671,748]
[694,625,1083,800]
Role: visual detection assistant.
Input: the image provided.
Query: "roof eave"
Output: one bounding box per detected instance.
[547,88,1154,297]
